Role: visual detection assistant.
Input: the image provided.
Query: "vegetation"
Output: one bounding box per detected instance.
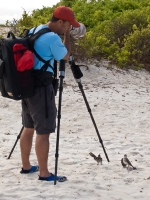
[3,0,150,70]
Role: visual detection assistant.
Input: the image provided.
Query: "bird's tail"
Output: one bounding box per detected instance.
[89,152,96,158]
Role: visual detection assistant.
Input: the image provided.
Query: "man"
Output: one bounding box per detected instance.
[20,6,80,182]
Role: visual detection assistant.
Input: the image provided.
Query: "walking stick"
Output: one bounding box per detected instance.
[54,59,66,185]
[69,55,110,162]
[7,126,24,159]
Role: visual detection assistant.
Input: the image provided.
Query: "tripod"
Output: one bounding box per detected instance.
[7,56,109,186]
[69,54,110,162]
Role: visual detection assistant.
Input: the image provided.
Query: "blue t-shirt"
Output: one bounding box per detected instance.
[30,25,67,73]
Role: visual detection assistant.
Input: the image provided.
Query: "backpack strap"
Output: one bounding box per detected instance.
[29,27,56,118]
[53,60,57,79]
[20,26,37,38]
[29,28,51,48]
[29,27,53,71]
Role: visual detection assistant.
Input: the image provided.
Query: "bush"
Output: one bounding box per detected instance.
[5,0,150,70]
[120,27,150,68]
[98,8,149,45]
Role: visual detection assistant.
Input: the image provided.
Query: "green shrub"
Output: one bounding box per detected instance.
[100,8,149,45]
[120,27,150,68]
[5,0,150,69]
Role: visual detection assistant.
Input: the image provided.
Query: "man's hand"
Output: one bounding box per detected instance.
[63,30,71,60]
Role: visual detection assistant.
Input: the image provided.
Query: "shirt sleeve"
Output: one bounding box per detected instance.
[50,37,68,61]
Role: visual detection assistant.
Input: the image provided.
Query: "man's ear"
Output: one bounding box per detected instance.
[58,19,63,25]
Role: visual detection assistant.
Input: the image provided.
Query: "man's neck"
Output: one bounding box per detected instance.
[46,21,56,33]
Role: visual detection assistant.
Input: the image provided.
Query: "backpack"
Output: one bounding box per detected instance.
[0,27,58,100]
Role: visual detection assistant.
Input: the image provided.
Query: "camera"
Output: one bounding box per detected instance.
[70,23,86,39]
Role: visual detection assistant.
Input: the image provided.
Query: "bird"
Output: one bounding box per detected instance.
[89,152,102,165]
[121,154,136,170]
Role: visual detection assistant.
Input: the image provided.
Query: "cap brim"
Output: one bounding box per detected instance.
[69,19,80,28]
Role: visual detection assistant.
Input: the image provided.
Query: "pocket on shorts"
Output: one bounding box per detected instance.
[43,106,57,131]
[43,85,57,131]
[47,84,55,100]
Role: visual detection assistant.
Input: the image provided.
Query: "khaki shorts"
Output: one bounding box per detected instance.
[22,84,57,134]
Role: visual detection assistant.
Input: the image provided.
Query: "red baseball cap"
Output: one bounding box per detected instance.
[53,6,80,28]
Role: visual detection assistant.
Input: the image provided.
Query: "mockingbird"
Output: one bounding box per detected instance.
[121,154,136,170]
[89,152,102,165]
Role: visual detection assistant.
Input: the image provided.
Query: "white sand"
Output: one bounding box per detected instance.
[0,61,150,200]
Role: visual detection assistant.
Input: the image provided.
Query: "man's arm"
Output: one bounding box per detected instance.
[62,30,71,60]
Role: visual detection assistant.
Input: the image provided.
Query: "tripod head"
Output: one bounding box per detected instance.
[59,59,66,78]
[69,54,83,82]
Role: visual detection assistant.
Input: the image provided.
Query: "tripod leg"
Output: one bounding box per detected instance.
[54,60,66,185]
[78,82,110,162]
[7,126,24,159]
[54,77,64,185]
[68,54,109,162]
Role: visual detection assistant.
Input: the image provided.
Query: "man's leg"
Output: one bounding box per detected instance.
[35,133,51,177]
[20,127,34,169]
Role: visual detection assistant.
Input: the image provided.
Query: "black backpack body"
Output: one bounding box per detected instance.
[0,27,56,100]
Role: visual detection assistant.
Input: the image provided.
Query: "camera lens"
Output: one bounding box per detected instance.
[70,23,86,39]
